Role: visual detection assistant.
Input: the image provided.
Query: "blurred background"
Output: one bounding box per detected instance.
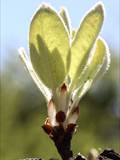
[1,0,120,159]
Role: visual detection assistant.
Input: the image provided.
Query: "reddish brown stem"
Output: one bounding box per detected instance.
[42,123,76,160]
[51,126,73,160]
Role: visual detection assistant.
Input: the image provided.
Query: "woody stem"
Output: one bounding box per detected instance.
[51,126,73,160]
[42,123,74,160]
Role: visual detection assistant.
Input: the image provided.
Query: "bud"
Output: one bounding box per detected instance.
[67,106,79,124]
[48,99,57,126]
[56,111,66,123]
[42,118,52,135]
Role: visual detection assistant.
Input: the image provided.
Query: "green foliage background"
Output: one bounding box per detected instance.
[0,49,120,160]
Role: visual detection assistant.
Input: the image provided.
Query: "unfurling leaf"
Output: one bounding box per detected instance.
[69,4,104,90]
[29,4,70,89]
[59,7,71,33]
[74,38,108,103]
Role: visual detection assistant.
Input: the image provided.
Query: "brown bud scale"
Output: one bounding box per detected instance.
[56,111,66,123]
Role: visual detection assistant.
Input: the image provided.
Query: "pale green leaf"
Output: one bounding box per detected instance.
[18,47,52,102]
[72,29,76,39]
[96,40,110,78]
[29,4,70,89]
[59,7,71,33]
[69,3,104,89]
[80,38,107,80]
[73,38,107,104]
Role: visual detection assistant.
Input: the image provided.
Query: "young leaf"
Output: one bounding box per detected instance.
[18,47,52,102]
[59,7,71,33]
[72,29,76,39]
[73,38,108,104]
[69,3,104,89]
[29,4,70,89]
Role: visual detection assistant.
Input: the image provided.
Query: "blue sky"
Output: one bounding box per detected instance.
[1,0,120,61]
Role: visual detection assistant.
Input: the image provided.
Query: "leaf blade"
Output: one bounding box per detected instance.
[74,38,108,103]
[29,4,70,89]
[59,7,71,33]
[18,47,52,102]
[69,3,104,88]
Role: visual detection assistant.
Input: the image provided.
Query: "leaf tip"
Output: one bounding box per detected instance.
[40,2,51,10]
[99,37,111,73]
[59,6,71,35]
[94,1,105,16]
[59,6,70,20]
[33,3,54,15]
[59,6,67,13]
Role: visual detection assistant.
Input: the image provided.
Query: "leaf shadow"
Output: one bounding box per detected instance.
[30,35,66,89]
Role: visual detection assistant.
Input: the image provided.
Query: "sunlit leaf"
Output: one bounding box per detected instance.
[29,4,70,89]
[72,29,76,39]
[69,4,104,89]
[59,7,71,33]
[18,47,52,102]
[73,38,107,103]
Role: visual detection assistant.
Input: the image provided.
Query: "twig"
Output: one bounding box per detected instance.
[98,149,120,160]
